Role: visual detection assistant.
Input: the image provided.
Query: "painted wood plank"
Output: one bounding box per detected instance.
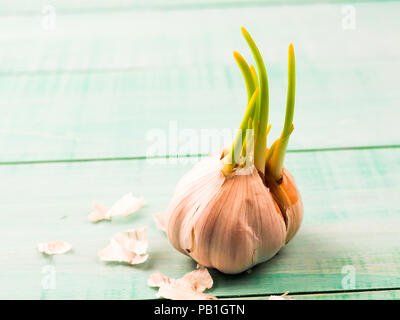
[0,147,399,299]
[0,0,387,16]
[0,2,399,161]
[1,3,398,73]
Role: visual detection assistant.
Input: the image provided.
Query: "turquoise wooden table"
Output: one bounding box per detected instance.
[1,0,400,300]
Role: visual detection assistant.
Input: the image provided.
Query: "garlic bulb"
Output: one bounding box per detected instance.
[166,155,303,274]
[165,27,303,274]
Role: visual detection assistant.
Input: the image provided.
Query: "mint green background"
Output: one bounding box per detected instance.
[0,1,399,299]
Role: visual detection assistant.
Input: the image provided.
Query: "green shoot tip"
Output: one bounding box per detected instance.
[233,51,241,59]
[289,43,294,55]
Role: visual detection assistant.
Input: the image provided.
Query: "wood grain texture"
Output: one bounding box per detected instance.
[0,0,390,15]
[1,147,399,299]
[0,2,399,161]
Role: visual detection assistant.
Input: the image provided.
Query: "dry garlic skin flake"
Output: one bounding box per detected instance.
[165,27,303,274]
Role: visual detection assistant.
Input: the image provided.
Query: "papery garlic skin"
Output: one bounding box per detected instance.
[166,154,302,274]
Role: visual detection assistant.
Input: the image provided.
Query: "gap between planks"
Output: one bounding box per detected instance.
[221,286,400,299]
[1,144,399,166]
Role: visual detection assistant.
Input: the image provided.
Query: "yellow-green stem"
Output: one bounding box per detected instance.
[233,52,256,103]
[241,27,269,174]
[268,43,296,181]
[249,65,260,134]
[222,88,259,176]
[241,117,253,157]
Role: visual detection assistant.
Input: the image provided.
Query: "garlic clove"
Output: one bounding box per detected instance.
[166,156,226,257]
[265,167,303,243]
[191,167,286,274]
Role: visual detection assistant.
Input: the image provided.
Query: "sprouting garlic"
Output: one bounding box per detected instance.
[165,154,303,274]
[163,27,303,274]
